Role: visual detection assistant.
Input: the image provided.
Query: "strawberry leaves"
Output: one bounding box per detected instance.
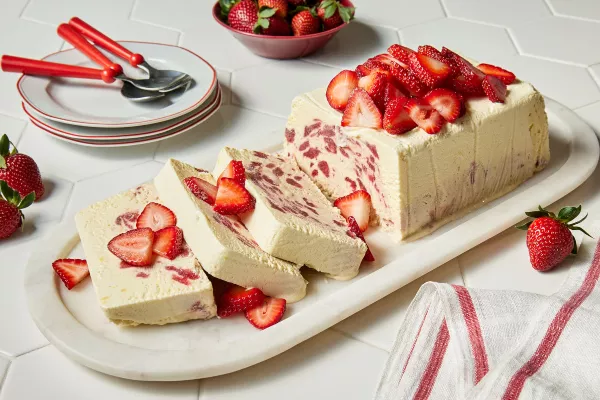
[318,0,354,23]
[254,6,277,33]
[0,134,18,169]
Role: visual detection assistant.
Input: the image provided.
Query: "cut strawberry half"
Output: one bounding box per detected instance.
[387,44,415,64]
[482,75,507,103]
[347,216,375,262]
[448,74,485,96]
[477,63,516,85]
[423,88,464,122]
[358,72,388,112]
[245,297,286,329]
[326,69,359,111]
[404,98,445,134]
[355,64,372,78]
[218,160,246,186]
[417,45,446,63]
[361,60,392,79]
[185,176,218,206]
[388,66,427,97]
[341,88,383,129]
[108,228,155,266]
[152,226,183,260]
[383,97,417,135]
[408,52,451,88]
[213,177,256,215]
[334,189,372,232]
[52,259,89,290]
[217,285,266,318]
[442,47,485,85]
[136,202,176,231]
[372,53,408,69]
[384,80,407,106]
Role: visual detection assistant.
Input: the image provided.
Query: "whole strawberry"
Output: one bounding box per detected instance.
[291,10,321,36]
[288,0,305,5]
[0,180,34,239]
[0,134,44,201]
[261,17,291,35]
[317,0,355,30]
[228,0,259,33]
[517,205,592,272]
[258,0,288,18]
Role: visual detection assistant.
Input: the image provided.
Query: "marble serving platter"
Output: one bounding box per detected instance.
[24,98,599,381]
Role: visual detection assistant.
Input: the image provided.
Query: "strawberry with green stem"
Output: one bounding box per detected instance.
[317,0,355,31]
[516,205,592,272]
[0,134,45,201]
[0,180,35,240]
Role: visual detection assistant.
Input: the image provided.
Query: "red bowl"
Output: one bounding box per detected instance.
[212,3,350,59]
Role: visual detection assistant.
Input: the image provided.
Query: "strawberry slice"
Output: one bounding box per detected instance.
[387,44,415,64]
[448,74,485,96]
[245,297,286,329]
[408,52,451,88]
[418,45,446,63]
[326,70,359,111]
[153,226,183,260]
[482,75,507,103]
[213,177,256,215]
[218,160,246,187]
[384,80,407,105]
[136,202,176,231]
[372,53,408,69]
[185,177,218,205]
[388,66,427,97]
[334,189,372,232]
[442,47,485,85]
[383,98,417,135]
[477,63,516,85]
[355,64,372,78]
[347,216,375,262]
[341,88,383,129]
[108,228,155,266]
[423,88,464,122]
[217,285,266,318]
[404,98,445,134]
[52,259,89,290]
[361,60,392,79]
[358,72,387,112]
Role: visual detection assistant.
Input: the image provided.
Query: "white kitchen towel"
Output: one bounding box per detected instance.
[375,223,600,400]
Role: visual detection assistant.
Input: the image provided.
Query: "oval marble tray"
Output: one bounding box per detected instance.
[24,98,599,381]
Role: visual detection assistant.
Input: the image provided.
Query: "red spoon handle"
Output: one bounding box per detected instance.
[57,23,122,78]
[1,55,115,83]
[69,17,145,67]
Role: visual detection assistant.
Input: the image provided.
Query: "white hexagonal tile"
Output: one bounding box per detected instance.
[510,16,600,66]
[26,175,73,224]
[333,260,463,351]
[0,356,9,387]
[216,69,232,105]
[576,101,600,138]
[232,60,336,117]
[1,346,199,400]
[198,330,387,400]
[351,0,444,29]
[17,124,159,182]
[548,0,600,21]
[0,0,29,20]
[305,21,399,70]
[154,105,285,167]
[444,0,550,28]
[400,18,517,61]
[0,115,27,146]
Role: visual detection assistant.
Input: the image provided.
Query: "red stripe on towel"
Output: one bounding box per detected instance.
[414,320,450,400]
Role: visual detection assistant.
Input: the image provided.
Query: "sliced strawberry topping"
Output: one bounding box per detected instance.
[423,88,464,122]
[245,297,286,329]
[387,44,415,64]
[217,285,266,318]
[341,88,383,129]
[152,226,183,260]
[482,75,507,103]
[448,74,485,96]
[388,66,427,97]
[477,63,516,85]
[383,97,417,135]
[408,52,451,88]
[358,72,387,112]
[361,60,392,79]
[372,53,407,69]
[404,98,445,134]
[218,160,246,186]
[185,177,218,206]
[108,228,155,266]
[355,64,371,78]
[136,202,176,231]
[417,45,447,63]
[334,189,372,232]
[347,216,375,262]
[52,259,89,290]
[442,47,485,85]
[213,177,256,215]
[384,80,407,105]
[326,70,359,111]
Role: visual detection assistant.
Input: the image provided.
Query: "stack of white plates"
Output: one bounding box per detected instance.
[18,42,220,147]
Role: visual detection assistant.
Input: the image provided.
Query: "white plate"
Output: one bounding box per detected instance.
[18,42,217,128]
[24,99,599,381]
[28,86,222,148]
[23,84,220,141]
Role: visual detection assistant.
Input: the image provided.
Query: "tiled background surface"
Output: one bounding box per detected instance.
[1,0,600,399]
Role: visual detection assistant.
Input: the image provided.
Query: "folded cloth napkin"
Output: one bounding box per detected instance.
[375,223,600,400]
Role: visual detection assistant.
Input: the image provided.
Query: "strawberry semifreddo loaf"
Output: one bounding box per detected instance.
[154,159,307,302]
[284,45,550,241]
[213,147,367,280]
[75,184,217,326]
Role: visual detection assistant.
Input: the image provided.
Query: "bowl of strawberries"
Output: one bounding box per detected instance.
[213,0,355,59]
